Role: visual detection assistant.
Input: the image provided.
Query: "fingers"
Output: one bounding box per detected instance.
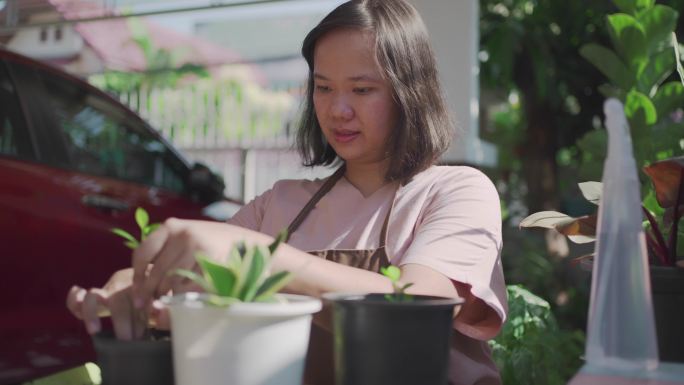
[150,300,171,330]
[82,288,109,335]
[144,232,193,299]
[132,220,173,308]
[66,285,86,320]
[106,287,147,341]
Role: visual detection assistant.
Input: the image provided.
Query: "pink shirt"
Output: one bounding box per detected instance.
[229,165,507,385]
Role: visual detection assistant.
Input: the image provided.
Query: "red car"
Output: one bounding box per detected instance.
[0,48,238,384]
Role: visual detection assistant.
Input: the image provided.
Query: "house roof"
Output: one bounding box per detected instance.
[1,0,265,83]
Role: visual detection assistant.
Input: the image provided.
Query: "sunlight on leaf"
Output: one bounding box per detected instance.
[643,156,684,208]
[135,207,149,231]
[519,211,576,229]
[578,182,602,205]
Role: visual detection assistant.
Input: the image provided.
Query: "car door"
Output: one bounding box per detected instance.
[0,53,211,384]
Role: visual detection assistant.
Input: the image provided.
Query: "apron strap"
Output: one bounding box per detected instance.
[378,188,395,249]
[286,165,346,241]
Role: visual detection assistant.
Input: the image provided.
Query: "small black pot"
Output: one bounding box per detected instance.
[651,266,684,363]
[324,293,462,385]
[92,329,174,385]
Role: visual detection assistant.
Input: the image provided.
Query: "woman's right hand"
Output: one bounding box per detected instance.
[66,268,168,341]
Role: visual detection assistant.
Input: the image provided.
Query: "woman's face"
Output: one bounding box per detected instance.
[313,28,399,168]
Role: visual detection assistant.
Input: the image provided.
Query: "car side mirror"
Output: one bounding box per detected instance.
[188,163,225,204]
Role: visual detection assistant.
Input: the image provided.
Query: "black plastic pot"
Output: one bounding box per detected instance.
[324,293,462,385]
[92,329,174,385]
[651,266,684,363]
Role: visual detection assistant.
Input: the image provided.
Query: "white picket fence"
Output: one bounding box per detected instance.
[117,79,330,202]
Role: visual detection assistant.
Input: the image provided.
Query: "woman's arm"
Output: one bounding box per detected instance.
[130,219,462,308]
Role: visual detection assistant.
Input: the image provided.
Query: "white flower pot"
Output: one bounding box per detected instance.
[163,293,321,385]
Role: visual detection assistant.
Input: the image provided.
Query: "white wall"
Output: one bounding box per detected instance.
[409,0,496,167]
[7,13,84,60]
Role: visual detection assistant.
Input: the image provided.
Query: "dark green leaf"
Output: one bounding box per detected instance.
[580,44,632,90]
[638,5,678,55]
[607,14,647,64]
[638,48,674,94]
[652,82,684,119]
[233,247,254,297]
[268,229,288,254]
[196,254,237,297]
[240,246,267,301]
[400,283,414,292]
[612,0,654,15]
[254,271,293,302]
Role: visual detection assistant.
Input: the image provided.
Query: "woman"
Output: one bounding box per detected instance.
[68,1,507,384]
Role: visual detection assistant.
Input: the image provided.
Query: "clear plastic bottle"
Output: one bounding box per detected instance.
[585,98,658,369]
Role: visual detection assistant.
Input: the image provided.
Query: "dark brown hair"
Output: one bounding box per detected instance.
[296,0,453,181]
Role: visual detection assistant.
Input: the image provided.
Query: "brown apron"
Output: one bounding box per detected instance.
[285,166,394,385]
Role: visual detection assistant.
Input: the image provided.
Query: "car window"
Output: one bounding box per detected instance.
[38,71,187,194]
[0,62,34,159]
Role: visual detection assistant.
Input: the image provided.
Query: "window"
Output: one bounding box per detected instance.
[39,28,48,42]
[0,62,33,158]
[55,27,63,41]
[39,72,187,194]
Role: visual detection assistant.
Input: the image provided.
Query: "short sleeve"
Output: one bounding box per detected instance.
[226,187,274,231]
[398,168,507,340]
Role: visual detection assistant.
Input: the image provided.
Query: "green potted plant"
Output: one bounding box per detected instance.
[520,0,684,362]
[162,231,321,385]
[323,266,462,385]
[92,208,173,385]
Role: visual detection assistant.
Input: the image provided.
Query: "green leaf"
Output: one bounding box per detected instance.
[144,223,161,236]
[638,5,678,56]
[124,240,139,250]
[598,84,627,100]
[233,246,254,298]
[171,268,214,294]
[135,208,149,232]
[196,254,237,297]
[228,246,243,271]
[205,294,240,307]
[643,188,666,217]
[254,271,293,302]
[653,81,684,120]
[380,265,401,282]
[240,245,267,301]
[625,89,657,126]
[612,0,654,15]
[579,44,632,90]
[638,48,674,95]
[268,229,288,254]
[607,14,648,66]
[400,282,414,292]
[111,228,137,243]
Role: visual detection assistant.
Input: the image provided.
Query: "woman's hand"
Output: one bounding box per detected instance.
[66,269,155,340]
[130,218,273,310]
